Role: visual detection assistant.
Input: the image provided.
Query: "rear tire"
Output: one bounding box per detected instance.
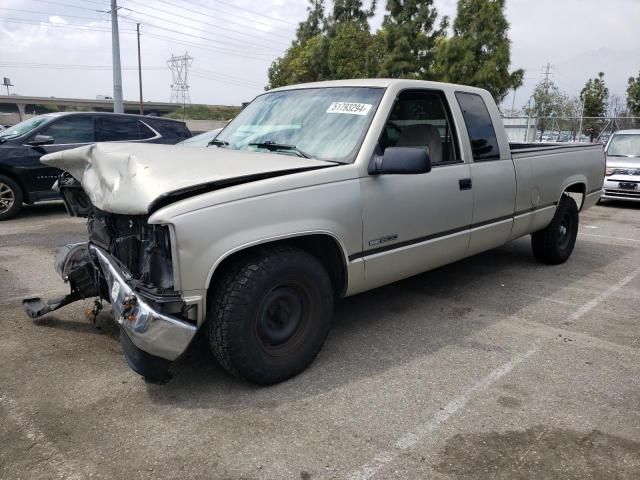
[531,194,579,264]
[207,245,334,385]
[0,174,23,221]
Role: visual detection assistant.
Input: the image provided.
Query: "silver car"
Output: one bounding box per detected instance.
[602,129,640,202]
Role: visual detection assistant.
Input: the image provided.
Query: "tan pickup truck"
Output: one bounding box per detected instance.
[25,79,605,384]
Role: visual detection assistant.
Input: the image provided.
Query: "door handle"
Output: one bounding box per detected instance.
[459,178,472,190]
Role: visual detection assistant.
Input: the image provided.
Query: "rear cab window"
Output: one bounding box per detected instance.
[455,92,500,161]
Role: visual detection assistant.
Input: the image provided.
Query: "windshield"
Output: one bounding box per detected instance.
[0,115,53,139]
[607,134,640,157]
[215,87,384,163]
[178,128,222,147]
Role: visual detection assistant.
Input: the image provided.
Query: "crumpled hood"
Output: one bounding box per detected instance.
[41,142,333,214]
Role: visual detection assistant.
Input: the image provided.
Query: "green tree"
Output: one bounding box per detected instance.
[266,0,330,89]
[506,69,525,115]
[266,36,329,89]
[378,0,447,79]
[580,72,609,118]
[330,0,376,29]
[435,0,523,102]
[365,30,387,77]
[296,0,326,43]
[627,71,640,117]
[580,72,609,136]
[525,79,568,141]
[328,22,371,79]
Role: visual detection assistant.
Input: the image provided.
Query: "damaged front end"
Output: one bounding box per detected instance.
[24,173,197,382]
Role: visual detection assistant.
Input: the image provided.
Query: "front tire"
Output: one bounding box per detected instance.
[207,245,334,385]
[0,175,23,221]
[531,194,579,264]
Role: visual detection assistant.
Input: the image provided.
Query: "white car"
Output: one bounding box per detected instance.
[602,129,640,202]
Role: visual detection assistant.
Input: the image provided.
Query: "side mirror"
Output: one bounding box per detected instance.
[27,135,54,146]
[369,147,432,175]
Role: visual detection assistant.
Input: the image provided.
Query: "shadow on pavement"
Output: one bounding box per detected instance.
[142,236,629,409]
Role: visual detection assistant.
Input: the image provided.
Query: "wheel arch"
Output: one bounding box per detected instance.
[205,231,349,299]
[560,179,587,211]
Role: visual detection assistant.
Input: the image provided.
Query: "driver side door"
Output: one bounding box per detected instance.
[357,89,474,290]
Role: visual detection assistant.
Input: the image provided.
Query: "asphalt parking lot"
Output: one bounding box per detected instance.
[1,200,640,479]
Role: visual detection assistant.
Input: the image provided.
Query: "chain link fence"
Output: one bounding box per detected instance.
[501,116,640,144]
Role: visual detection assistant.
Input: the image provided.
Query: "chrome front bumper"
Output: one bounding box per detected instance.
[90,245,197,362]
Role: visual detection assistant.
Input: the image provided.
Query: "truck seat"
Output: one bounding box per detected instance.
[395,124,443,164]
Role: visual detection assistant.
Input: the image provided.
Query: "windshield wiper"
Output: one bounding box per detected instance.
[248,141,311,159]
[208,139,230,147]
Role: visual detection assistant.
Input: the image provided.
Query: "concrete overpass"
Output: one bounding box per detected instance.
[0,95,182,122]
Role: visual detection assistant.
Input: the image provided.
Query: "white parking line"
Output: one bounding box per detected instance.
[347,348,537,480]
[566,265,640,322]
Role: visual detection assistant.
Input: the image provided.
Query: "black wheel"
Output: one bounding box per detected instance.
[207,245,334,385]
[0,174,23,221]
[531,194,579,264]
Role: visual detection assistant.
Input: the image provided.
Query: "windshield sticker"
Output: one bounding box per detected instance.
[326,102,372,116]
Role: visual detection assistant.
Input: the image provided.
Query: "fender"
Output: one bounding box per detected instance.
[204,229,350,291]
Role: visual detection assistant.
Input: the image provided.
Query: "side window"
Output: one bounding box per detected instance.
[98,117,154,141]
[138,121,156,140]
[40,116,95,144]
[380,90,459,165]
[455,92,500,161]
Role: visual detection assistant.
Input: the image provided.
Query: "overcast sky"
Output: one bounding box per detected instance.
[1,0,639,111]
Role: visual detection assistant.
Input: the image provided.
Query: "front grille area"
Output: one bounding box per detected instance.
[88,209,175,292]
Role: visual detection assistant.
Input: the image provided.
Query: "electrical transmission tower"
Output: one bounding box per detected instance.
[167,53,193,105]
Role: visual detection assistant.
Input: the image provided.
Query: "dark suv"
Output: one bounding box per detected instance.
[0,112,191,219]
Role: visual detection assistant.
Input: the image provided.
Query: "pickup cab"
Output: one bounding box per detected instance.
[24,79,605,384]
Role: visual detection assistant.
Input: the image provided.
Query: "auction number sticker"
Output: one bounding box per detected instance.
[326,102,372,116]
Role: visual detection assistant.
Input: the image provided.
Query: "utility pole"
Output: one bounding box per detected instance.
[136,23,143,115]
[110,0,124,113]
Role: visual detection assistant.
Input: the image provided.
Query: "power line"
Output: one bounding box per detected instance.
[0,62,165,70]
[26,0,108,13]
[154,0,294,32]
[138,32,279,60]
[119,7,284,53]
[119,11,281,55]
[16,0,287,54]
[0,61,264,90]
[183,0,298,27]
[191,68,263,88]
[0,16,135,33]
[0,16,275,60]
[122,0,293,43]
[191,72,262,91]
[0,7,109,23]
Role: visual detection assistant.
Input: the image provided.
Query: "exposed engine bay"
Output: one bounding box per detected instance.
[24,173,188,322]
